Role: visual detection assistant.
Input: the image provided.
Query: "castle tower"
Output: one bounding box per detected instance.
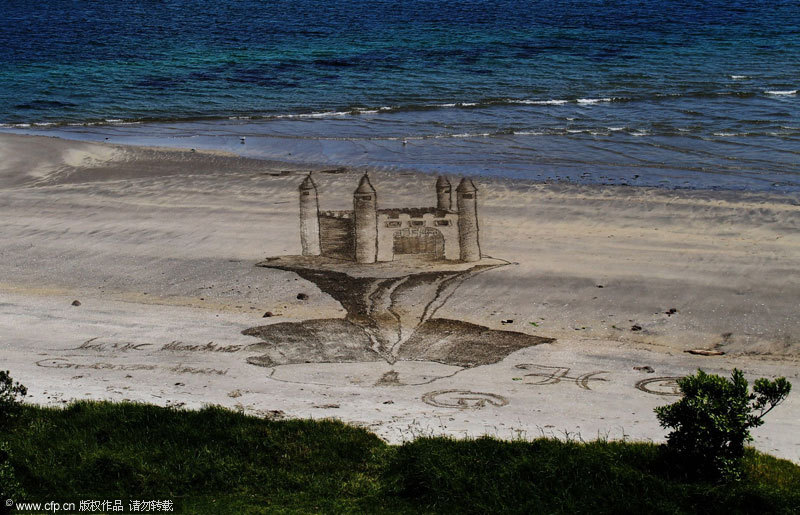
[353,173,378,263]
[456,178,480,262]
[298,174,321,256]
[436,176,451,211]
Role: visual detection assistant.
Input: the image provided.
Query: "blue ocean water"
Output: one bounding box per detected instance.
[1,0,798,190]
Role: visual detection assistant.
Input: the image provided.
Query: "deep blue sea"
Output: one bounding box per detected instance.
[1,0,798,191]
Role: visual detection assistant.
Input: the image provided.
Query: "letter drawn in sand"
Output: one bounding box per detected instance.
[515,364,608,390]
[160,341,247,353]
[635,377,684,396]
[422,390,509,409]
[66,338,153,352]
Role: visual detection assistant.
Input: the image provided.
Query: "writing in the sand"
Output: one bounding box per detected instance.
[512,364,688,396]
[36,358,157,371]
[160,341,248,353]
[67,338,248,353]
[635,377,683,396]
[35,358,228,375]
[422,390,509,409]
[67,338,153,352]
[515,364,609,391]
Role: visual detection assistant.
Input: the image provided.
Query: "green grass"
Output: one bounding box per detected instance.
[3,401,799,514]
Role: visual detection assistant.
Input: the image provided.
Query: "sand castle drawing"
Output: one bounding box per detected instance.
[299,173,480,263]
[244,174,552,385]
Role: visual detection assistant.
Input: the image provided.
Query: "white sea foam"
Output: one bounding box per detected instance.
[432,102,479,108]
[577,98,612,104]
[513,130,545,136]
[730,75,749,80]
[713,132,737,136]
[275,111,350,119]
[765,89,797,96]
[105,118,123,123]
[450,132,491,138]
[277,108,390,119]
[607,126,625,131]
[386,136,423,141]
[514,99,569,105]
[630,130,649,136]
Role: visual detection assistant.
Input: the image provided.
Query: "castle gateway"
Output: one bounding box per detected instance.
[299,174,481,263]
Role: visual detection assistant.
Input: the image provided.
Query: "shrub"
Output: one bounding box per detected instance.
[1,441,25,513]
[655,368,791,482]
[0,370,27,427]
[1,372,27,514]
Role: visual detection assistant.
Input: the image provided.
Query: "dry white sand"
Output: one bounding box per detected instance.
[1,133,798,461]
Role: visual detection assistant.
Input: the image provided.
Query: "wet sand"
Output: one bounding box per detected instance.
[1,133,798,461]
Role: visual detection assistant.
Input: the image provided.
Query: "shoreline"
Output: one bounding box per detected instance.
[1,132,798,461]
[3,130,800,202]
[3,111,799,193]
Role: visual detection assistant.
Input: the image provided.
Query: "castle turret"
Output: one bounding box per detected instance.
[456,178,480,262]
[436,176,452,211]
[299,174,321,256]
[353,173,378,263]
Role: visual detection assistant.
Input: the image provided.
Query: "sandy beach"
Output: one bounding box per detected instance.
[1,132,798,461]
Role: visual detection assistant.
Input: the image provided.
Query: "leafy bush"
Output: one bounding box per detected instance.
[1,441,25,513]
[0,370,27,427]
[1,372,27,514]
[655,368,791,482]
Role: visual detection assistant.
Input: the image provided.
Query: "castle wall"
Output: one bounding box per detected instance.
[376,212,459,261]
[319,211,353,260]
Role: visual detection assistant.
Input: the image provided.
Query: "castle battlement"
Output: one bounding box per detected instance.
[378,207,453,218]
[319,210,353,219]
[377,211,457,228]
[299,174,480,264]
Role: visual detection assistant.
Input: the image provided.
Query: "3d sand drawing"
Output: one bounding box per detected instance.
[243,174,552,385]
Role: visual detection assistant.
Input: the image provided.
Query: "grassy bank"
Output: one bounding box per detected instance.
[3,402,799,514]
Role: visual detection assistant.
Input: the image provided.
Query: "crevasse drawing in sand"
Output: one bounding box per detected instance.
[244,174,552,386]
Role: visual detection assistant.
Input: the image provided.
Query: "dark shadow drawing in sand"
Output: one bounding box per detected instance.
[244,175,553,386]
